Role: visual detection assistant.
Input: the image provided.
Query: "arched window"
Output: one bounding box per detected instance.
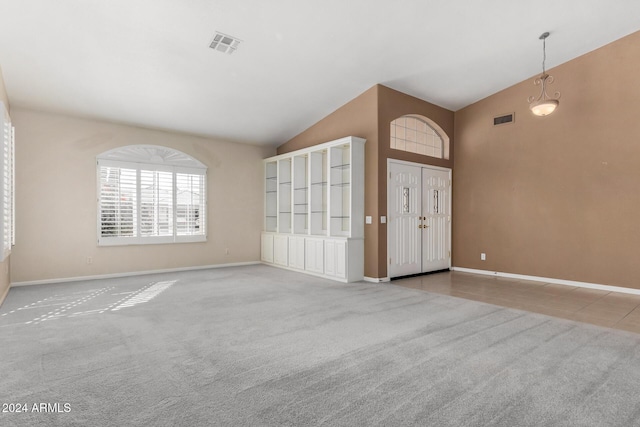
[390,115,449,159]
[97,145,207,246]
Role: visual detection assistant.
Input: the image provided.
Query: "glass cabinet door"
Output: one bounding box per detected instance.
[293,155,308,234]
[329,144,351,236]
[309,150,327,235]
[265,161,277,232]
[278,158,292,233]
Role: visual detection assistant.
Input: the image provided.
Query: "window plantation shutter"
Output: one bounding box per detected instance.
[176,173,206,236]
[99,166,137,237]
[140,170,174,237]
[0,102,15,260]
[2,124,11,253]
[10,126,15,247]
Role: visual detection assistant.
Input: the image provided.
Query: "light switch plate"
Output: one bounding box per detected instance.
[381,216,387,224]
[365,216,372,224]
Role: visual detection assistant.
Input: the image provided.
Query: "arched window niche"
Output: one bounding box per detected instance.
[390,114,450,160]
[96,145,207,246]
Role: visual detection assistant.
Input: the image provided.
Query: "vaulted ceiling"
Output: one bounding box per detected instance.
[1,1,639,146]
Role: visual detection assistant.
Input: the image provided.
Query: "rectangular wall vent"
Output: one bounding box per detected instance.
[493,113,515,126]
[209,32,241,54]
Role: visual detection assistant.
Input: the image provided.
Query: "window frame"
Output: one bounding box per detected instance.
[96,146,207,247]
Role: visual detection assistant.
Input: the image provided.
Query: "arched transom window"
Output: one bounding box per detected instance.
[390,115,449,159]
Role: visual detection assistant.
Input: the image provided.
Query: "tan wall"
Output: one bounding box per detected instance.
[277,86,380,278]
[453,30,640,289]
[0,66,9,304]
[278,85,454,279]
[11,108,272,283]
[377,86,454,277]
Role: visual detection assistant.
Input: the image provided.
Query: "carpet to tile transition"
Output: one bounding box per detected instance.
[1,265,639,426]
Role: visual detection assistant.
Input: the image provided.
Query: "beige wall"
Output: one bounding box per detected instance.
[11,108,272,283]
[0,66,10,303]
[0,65,9,109]
[453,30,640,289]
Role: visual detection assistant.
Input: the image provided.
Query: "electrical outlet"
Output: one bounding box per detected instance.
[481,253,486,261]
[86,256,93,264]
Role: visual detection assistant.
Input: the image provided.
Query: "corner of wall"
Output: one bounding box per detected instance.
[0,65,9,112]
[276,85,382,279]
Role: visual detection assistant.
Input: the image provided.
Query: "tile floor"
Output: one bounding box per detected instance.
[390,270,640,334]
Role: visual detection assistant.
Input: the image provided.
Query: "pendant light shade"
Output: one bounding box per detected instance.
[528,32,560,116]
[530,90,559,116]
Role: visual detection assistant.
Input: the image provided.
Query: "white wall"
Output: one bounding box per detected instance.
[11,108,273,283]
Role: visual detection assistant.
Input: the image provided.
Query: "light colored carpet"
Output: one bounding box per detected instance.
[1,265,640,426]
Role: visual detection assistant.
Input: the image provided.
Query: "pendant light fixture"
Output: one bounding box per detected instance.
[528,32,560,116]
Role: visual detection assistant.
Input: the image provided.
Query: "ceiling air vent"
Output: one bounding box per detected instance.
[493,113,515,126]
[209,32,241,54]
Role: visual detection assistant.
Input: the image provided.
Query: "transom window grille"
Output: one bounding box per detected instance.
[391,115,447,159]
[97,145,206,246]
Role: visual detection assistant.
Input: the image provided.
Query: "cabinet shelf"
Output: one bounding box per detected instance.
[331,163,350,170]
[263,136,365,282]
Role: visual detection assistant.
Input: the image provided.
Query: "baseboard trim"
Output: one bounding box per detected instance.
[363,276,390,283]
[451,267,640,296]
[10,262,262,287]
[0,282,9,307]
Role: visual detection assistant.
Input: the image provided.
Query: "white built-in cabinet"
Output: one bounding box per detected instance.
[262,136,365,282]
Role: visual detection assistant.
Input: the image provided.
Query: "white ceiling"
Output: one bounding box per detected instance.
[1,1,639,146]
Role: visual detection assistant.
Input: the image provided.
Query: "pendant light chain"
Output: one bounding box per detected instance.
[542,36,546,75]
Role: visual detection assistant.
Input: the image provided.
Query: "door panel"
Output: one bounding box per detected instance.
[388,163,422,277]
[288,236,305,270]
[261,233,274,263]
[422,169,450,272]
[305,238,324,274]
[273,235,289,266]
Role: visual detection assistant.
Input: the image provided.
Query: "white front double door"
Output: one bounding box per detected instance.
[388,160,451,278]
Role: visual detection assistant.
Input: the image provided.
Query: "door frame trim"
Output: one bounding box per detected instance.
[387,159,452,279]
